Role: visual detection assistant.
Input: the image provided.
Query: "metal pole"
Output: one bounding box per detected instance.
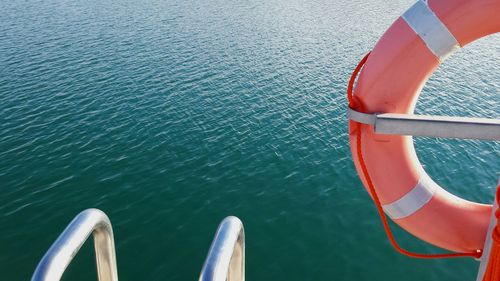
[31,209,118,281]
[375,113,500,140]
[348,108,500,141]
[199,216,245,281]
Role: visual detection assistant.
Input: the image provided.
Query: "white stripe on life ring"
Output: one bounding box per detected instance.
[402,0,459,61]
[383,173,437,219]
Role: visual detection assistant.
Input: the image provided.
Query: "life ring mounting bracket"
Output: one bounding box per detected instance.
[347,107,500,141]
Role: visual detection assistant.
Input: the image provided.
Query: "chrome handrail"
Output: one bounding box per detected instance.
[199,216,245,281]
[31,209,118,281]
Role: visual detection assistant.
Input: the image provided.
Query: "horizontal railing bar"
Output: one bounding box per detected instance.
[348,108,500,141]
[376,114,500,140]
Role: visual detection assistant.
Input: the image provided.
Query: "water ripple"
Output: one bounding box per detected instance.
[0,0,498,280]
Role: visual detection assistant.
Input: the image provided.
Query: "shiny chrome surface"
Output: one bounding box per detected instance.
[199,216,245,281]
[348,108,500,141]
[31,209,118,281]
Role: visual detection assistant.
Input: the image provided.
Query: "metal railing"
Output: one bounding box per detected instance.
[199,216,245,281]
[31,210,244,281]
[348,108,500,141]
[31,209,118,281]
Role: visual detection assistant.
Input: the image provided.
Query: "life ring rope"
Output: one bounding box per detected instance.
[347,52,482,259]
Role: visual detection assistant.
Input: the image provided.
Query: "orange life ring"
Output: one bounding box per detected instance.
[349,0,500,253]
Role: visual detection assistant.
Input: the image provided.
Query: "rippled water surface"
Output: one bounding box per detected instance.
[0,0,498,280]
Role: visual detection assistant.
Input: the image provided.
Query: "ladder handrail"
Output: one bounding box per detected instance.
[31,209,118,281]
[199,216,245,281]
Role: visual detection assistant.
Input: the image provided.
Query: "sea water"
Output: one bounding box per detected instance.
[0,0,498,280]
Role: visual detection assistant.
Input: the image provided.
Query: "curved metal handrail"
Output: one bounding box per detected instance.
[31,209,118,281]
[199,216,245,281]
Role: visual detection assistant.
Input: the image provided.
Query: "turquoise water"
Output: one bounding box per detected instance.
[0,0,498,280]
